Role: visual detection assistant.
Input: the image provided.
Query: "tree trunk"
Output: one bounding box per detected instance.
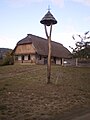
[47,35,51,83]
[44,25,52,84]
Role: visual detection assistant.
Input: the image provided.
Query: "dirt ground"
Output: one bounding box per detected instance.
[0,65,90,120]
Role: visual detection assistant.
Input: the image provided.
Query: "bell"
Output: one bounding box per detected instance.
[40,11,57,26]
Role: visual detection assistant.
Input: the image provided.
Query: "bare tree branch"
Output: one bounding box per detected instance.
[85,31,89,35]
[49,24,52,37]
[44,25,49,39]
[72,35,75,40]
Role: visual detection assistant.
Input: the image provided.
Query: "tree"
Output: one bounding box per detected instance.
[70,31,90,58]
[69,31,90,66]
[3,50,14,65]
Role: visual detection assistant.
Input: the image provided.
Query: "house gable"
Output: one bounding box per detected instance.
[15,44,36,55]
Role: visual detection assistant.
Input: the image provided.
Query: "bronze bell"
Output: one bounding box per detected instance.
[40,11,57,26]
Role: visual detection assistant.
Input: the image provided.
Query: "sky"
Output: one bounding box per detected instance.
[0,0,90,51]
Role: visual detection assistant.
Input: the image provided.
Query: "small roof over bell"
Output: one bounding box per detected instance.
[40,10,57,26]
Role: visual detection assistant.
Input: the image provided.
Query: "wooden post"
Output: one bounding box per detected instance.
[44,25,52,84]
[76,58,78,67]
[62,58,64,66]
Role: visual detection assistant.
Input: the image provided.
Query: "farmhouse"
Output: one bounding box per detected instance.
[13,34,71,65]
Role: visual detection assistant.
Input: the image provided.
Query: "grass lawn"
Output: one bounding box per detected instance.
[0,65,90,120]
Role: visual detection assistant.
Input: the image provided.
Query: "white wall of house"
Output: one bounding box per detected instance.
[31,55,36,62]
[56,58,61,65]
[18,56,22,61]
[24,55,28,60]
[16,54,36,63]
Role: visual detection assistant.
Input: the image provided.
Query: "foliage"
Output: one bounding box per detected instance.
[2,50,14,66]
[70,31,90,58]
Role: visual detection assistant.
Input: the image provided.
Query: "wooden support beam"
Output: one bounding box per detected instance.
[44,25,52,84]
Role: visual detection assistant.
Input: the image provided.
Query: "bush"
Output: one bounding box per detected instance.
[2,51,14,66]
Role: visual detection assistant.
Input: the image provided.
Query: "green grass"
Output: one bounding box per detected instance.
[0,65,90,120]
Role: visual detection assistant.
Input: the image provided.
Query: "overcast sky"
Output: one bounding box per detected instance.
[0,0,90,51]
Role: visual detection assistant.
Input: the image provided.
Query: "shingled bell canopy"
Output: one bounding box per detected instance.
[40,11,57,26]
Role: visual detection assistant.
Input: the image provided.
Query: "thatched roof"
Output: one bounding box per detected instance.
[15,34,71,58]
[40,11,57,26]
